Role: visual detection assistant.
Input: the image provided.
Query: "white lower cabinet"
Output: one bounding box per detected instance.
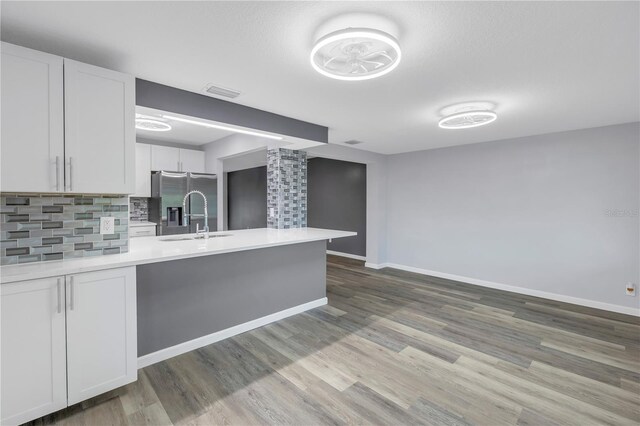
[1,277,67,426]
[129,225,157,238]
[0,267,137,425]
[66,267,138,405]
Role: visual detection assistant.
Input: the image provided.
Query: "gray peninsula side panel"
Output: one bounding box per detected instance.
[136,240,327,356]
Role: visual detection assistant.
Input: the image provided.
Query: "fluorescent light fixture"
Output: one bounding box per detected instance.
[438,111,498,130]
[135,118,172,132]
[310,28,401,81]
[161,115,283,140]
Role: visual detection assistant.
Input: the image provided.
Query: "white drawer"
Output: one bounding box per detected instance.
[129,225,156,238]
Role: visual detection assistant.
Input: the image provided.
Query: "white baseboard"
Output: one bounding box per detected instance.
[137,297,328,369]
[327,250,366,261]
[365,262,639,317]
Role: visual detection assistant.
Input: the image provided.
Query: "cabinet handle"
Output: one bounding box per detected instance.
[69,276,75,310]
[69,157,74,192]
[57,278,62,314]
[55,156,61,192]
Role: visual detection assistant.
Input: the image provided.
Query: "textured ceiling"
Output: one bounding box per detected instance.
[2,1,638,154]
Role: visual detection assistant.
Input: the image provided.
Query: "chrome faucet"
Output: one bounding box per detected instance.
[182,190,209,239]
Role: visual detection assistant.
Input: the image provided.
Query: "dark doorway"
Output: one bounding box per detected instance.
[308,158,366,257]
[227,166,267,230]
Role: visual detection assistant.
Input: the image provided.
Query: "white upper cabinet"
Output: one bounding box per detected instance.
[66,267,137,405]
[150,145,180,171]
[134,143,152,197]
[0,43,135,194]
[1,277,67,426]
[149,144,205,173]
[1,42,64,193]
[64,59,135,194]
[179,148,206,173]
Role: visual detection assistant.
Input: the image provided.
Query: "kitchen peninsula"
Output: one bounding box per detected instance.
[1,227,353,424]
[1,228,355,367]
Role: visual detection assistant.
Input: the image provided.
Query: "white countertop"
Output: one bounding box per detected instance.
[129,221,157,227]
[0,228,356,284]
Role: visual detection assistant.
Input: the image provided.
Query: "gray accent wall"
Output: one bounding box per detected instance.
[227,166,267,230]
[305,144,388,266]
[308,158,366,257]
[136,240,327,356]
[136,79,328,143]
[386,122,640,311]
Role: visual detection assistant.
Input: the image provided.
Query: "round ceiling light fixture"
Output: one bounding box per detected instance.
[310,28,401,81]
[438,110,497,129]
[135,117,172,132]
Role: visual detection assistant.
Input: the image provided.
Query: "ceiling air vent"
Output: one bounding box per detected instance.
[344,140,364,145]
[203,83,241,99]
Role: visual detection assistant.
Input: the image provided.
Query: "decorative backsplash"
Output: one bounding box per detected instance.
[1,194,129,265]
[130,197,149,222]
[267,148,307,229]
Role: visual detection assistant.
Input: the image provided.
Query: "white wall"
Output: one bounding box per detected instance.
[385,123,639,314]
[305,143,388,266]
[204,133,271,175]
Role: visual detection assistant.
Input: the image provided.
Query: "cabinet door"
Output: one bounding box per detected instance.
[64,59,135,194]
[180,149,206,173]
[150,145,180,171]
[134,143,151,197]
[1,42,64,193]
[66,267,137,405]
[1,277,67,425]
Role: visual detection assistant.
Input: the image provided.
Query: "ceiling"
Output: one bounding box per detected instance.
[136,106,234,146]
[223,149,267,173]
[2,1,638,155]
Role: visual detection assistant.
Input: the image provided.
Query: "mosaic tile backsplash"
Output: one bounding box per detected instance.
[267,148,307,229]
[130,197,149,222]
[1,194,129,265]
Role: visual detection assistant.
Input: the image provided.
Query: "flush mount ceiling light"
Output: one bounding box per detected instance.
[438,111,497,129]
[135,117,172,132]
[310,28,401,81]
[162,115,283,140]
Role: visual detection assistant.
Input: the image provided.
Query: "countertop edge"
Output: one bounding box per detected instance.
[0,228,356,284]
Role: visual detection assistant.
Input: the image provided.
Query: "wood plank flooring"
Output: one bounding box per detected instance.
[29,255,640,425]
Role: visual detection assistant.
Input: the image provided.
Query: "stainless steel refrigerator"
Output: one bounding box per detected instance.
[149,171,218,236]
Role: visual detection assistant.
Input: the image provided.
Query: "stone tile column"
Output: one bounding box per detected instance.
[267,148,307,229]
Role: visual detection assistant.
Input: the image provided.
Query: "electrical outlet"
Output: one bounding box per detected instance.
[100,217,115,235]
[626,282,636,296]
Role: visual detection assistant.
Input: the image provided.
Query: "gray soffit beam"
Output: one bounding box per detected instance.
[136,79,328,143]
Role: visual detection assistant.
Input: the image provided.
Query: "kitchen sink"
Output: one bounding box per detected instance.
[159,233,232,242]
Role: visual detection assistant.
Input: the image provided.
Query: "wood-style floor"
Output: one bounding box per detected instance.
[30,256,640,425]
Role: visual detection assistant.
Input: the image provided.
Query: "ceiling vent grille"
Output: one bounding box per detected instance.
[203,83,241,99]
[344,140,364,145]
